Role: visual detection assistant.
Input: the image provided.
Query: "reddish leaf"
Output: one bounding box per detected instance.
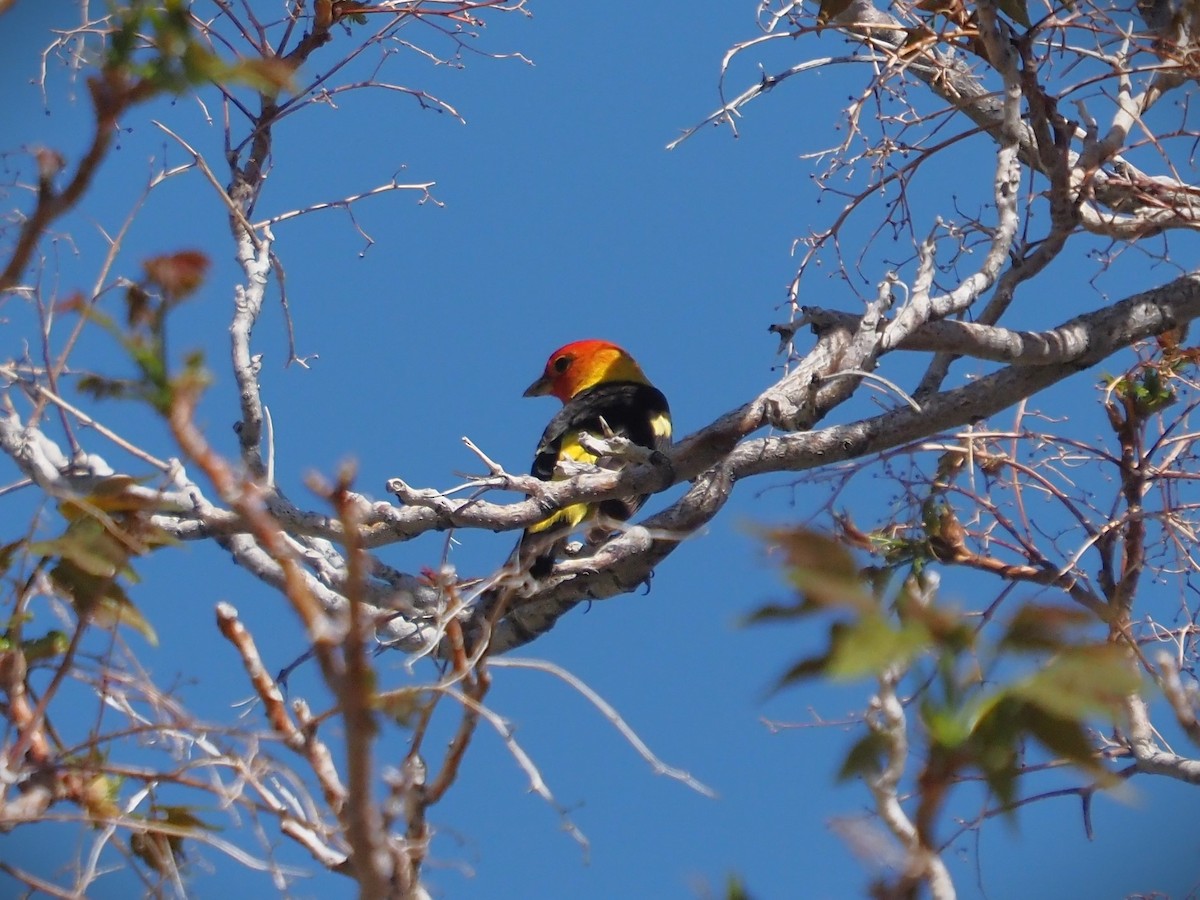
[765,527,873,610]
[143,250,210,299]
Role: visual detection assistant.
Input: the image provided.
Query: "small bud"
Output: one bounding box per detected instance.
[34,146,65,184]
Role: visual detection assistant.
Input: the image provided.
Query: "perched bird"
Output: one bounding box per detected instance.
[516,339,672,577]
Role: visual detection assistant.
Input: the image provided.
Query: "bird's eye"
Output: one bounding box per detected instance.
[552,355,571,373]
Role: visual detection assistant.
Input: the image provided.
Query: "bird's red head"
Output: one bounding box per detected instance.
[523,339,649,403]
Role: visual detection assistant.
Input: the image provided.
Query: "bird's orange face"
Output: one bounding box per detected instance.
[523,339,648,403]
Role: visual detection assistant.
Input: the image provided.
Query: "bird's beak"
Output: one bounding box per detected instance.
[523,375,552,398]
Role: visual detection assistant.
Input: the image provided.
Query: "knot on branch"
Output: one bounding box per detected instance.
[386,477,456,529]
[763,371,821,432]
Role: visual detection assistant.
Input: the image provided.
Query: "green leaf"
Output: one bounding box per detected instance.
[48,559,158,645]
[22,630,70,663]
[837,730,890,781]
[373,687,429,726]
[77,375,137,401]
[33,525,127,580]
[227,58,297,96]
[128,336,167,385]
[80,771,122,820]
[0,540,19,577]
[895,586,974,653]
[765,527,875,611]
[825,613,932,679]
[1021,704,1100,771]
[963,695,1023,809]
[743,599,814,625]
[180,42,229,86]
[159,804,221,833]
[923,690,1002,749]
[1012,645,1140,721]
[128,802,218,873]
[773,651,834,690]
[726,873,754,900]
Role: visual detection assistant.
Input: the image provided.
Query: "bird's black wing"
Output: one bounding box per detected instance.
[531,380,671,480]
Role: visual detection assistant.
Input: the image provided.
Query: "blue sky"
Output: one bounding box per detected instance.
[3,3,1199,898]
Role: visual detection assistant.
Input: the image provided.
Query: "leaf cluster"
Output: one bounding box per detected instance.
[74,250,211,413]
[129,804,221,874]
[1103,345,1200,417]
[26,477,177,644]
[105,0,295,97]
[813,0,1031,44]
[752,527,1138,812]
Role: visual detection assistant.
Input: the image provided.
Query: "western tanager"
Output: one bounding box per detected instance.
[516,339,671,576]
